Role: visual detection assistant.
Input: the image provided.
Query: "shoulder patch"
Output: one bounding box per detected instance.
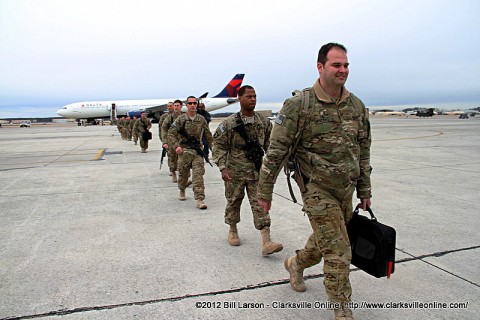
[275,114,285,125]
[218,123,226,134]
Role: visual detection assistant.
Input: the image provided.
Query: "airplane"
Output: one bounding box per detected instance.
[56,74,245,123]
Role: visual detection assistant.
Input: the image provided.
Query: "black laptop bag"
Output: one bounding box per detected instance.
[347,205,396,278]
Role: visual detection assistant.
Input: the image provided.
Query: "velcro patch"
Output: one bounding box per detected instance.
[275,114,285,125]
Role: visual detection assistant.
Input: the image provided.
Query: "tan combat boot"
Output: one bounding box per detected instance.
[197,199,207,209]
[260,226,283,256]
[284,255,306,292]
[172,171,177,183]
[178,190,186,201]
[334,307,354,320]
[228,225,241,246]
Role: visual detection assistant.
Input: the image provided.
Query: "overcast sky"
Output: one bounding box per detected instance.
[1,0,479,117]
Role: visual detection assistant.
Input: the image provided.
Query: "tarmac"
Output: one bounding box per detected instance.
[0,115,479,320]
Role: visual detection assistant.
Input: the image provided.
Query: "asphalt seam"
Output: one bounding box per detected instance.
[2,244,478,320]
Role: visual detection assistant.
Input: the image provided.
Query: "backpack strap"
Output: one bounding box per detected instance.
[284,88,315,203]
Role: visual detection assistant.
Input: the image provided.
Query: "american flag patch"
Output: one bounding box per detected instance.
[275,114,285,125]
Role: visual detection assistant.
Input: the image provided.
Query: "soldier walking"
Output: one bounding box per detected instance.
[133,112,152,153]
[257,43,373,320]
[159,102,174,140]
[213,85,283,256]
[130,116,138,144]
[168,96,213,209]
[161,100,183,182]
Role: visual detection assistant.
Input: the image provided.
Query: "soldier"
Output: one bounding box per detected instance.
[168,96,213,209]
[133,112,152,153]
[131,116,138,145]
[159,102,174,139]
[129,116,137,143]
[257,43,372,320]
[117,117,124,136]
[124,116,132,140]
[196,102,212,158]
[213,85,283,256]
[161,100,183,182]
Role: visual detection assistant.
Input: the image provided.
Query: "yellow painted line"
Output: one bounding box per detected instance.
[93,148,106,161]
[376,131,444,142]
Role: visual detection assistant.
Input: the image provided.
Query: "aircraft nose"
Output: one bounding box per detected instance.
[57,107,68,117]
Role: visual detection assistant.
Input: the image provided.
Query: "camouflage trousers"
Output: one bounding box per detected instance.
[295,182,355,304]
[139,136,149,150]
[167,145,178,172]
[133,132,139,144]
[177,150,205,200]
[224,172,270,230]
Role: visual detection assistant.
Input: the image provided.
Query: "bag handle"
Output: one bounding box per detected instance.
[354,204,377,221]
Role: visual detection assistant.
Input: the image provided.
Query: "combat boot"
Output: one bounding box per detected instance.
[228,225,241,246]
[197,199,207,209]
[284,255,306,292]
[172,171,177,183]
[178,190,186,201]
[334,307,354,320]
[260,226,283,256]
[141,148,146,153]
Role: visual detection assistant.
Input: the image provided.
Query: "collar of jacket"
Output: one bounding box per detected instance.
[313,78,350,104]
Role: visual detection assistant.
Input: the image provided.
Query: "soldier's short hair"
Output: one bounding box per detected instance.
[174,99,182,105]
[317,43,347,65]
[186,95,197,101]
[238,85,254,97]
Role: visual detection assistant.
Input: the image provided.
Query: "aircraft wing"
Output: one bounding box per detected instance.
[143,103,169,115]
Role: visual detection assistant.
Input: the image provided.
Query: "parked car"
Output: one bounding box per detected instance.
[20,122,31,127]
[459,113,469,119]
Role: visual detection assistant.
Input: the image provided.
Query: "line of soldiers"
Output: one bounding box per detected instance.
[115,112,152,153]
[119,43,372,320]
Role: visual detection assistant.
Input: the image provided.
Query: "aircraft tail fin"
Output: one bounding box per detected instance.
[213,74,245,98]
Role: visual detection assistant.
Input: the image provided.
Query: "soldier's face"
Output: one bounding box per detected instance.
[186,98,198,112]
[239,88,256,112]
[167,103,174,112]
[173,103,182,113]
[317,47,349,87]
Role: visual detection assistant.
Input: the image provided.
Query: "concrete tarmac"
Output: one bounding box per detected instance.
[0,116,479,319]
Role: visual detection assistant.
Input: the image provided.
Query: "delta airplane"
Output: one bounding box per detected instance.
[57,74,245,123]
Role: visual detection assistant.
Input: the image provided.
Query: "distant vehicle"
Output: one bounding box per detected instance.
[459,113,469,119]
[20,122,31,127]
[416,108,434,117]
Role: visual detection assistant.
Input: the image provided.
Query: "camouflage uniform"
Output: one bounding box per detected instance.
[121,118,128,140]
[133,117,153,151]
[131,118,139,144]
[258,80,372,305]
[161,112,181,174]
[213,112,272,230]
[158,112,171,139]
[168,113,213,200]
[127,118,133,140]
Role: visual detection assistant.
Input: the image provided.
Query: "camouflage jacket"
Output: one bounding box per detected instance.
[158,112,171,139]
[167,113,213,155]
[258,79,372,201]
[213,112,272,175]
[161,112,181,143]
[133,118,152,134]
